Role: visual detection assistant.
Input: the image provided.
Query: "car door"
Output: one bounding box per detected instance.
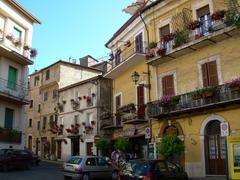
[153,161,175,180]
[96,157,112,178]
[84,157,98,178]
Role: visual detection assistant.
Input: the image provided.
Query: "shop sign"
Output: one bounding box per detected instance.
[220,122,229,137]
[145,127,151,139]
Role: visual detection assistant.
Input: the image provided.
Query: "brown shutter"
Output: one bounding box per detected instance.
[162,75,174,96]
[202,63,209,87]
[197,5,210,17]
[159,24,170,38]
[207,61,219,86]
[137,85,145,118]
[116,95,121,110]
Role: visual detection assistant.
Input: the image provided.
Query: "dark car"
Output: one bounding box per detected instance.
[0,149,33,172]
[25,150,40,166]
[120,159,188,180]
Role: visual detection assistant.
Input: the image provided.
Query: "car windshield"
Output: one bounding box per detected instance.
[67,157,82,164]
[130,161,151,176]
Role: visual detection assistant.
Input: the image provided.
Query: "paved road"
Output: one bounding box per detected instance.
[0,161,64,180]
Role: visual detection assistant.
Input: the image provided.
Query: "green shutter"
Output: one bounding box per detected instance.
[5,108,14,129]
[7,66,17,90]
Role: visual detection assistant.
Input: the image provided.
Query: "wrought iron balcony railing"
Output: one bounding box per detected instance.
[147,84,240,118]
[0,128,22,144]
[0,77,29,102]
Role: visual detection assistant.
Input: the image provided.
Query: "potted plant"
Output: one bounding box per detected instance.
[190,88,203,100]
[92,93,96,97]
[149,41,158,49]
[188,20,201,30]
[145,50,155,60]
[225,77,240,92]
[171,95,181,104]
[30,48,37,58]
[201,86,216,98]
[159,95,173,107]
[211,10,226,31]
[173,30,189,48]
[23,45,31,51]
[6,34,14,41]
[156,47,166,56]
[162,33,174,42]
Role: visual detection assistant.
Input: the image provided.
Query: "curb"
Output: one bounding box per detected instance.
[41,159,64,165]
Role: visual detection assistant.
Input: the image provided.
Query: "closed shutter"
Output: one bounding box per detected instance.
[159,24,170,40]
[197,5,210,18]
[208,61,219,86]
[202,63,209,87]
[137,85,145,118]
[162,75,175,96]
[202,61,219,87]
[5,108,14,129]
[135,33,143,53]
[7,66,17,90]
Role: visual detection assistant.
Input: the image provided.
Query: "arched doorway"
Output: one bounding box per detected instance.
[204,120,226,175]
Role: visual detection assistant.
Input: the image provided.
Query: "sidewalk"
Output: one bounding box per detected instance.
[41,159,63,165]
[190,177,226,180]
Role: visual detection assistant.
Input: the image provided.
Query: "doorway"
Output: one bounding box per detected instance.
[28,136,32,151]
[71,137,79,156]
[205,120,226,175]
[86,142,93,155]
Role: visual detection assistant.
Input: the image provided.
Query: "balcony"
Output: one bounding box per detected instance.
[0,35,33,65]
[147,84,240,119]
[147,18,240,66]
[0,77,29,104]
[0,128,22,144]
[105,41,147,79]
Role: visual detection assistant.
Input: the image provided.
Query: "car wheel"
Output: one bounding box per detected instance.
[2,165,8,172]
[64,176,72,180]
[82,173,89,180]
[112,171,119,180]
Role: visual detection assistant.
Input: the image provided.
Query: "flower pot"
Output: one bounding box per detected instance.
[202,92,214,98]
[231,86,240,92]
[192,95,202,100]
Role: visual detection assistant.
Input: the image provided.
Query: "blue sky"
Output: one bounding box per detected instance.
[17,0,132,73]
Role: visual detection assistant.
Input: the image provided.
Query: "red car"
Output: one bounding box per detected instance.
[0,149,33,172]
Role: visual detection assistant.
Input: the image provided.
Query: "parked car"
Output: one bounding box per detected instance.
[120,159,188,180]
[63,155,119,180]
[0,149,33,172]
[25,149,40,166]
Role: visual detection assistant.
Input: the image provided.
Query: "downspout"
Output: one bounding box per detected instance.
[139,10,152,158]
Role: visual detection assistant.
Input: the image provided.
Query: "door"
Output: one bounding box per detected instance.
[71,137,79,156]
[57,141,62,159]
[205,120,226,175]
[197,5,211,35]
[86,142,93,156]
[28,136,32,151]
[137,85,145,119]
[36,138,39,155]
[5,108,14,129]
[7,66,17,90]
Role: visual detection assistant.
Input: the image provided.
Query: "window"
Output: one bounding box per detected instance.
[74,115,79,124]
[59,117,63,125]
[135,32,143,53]
[162,74,175,96]
[13,27,21,42]
[34,76,40,86]
[43,92,48,101]
[96,157,107,166]
[4,108,14,129]
[201,60,219,87]
[159,24,171,50]
[85,158,96,166]
[37,121,40,130]
[46,69,50,80]
[0,16,5,39]
[197,5,211,34]
[29,119,32,128]
[137,85,145,118]
[50,115,54,124]
[38,104,41,112]
[52,89,57,99]
[42,117,47,130]
[87,87,93,107]
[29,100,33,108]
[115,94,121,110]
[86,113,92,125]
[115,50,121,66]
[7,66,17,90]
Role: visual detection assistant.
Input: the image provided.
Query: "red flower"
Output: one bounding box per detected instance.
[211,10,225,21]
[156,48,166,56]
[92,93,96,97]
[86,96,91,102]
[83,96,86,99]
[188,20,201,30]
[30,48,37,58]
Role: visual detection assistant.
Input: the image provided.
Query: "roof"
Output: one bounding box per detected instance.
[80,55,98,62]
[29,60,103,76]
[58,75,103,92]
[105,0,164,47]
[6,0,41,24]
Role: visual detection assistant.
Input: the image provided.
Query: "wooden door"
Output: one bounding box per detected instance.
[86,142,93,156]
[28,136,32,151]
[57,141,62,159]
[137,85,145,119]
[205,120,226,175]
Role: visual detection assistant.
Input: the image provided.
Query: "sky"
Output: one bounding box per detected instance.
[16,0,133,73]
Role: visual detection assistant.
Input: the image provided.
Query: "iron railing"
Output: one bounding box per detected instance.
[0,128,22,144]
[147,84,240,118]
[0,77,28,100]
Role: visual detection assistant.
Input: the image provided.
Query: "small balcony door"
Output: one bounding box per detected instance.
[7,66,17,90]
[5,108,14,129]
[137,85,145,119]
[197,5,211,35]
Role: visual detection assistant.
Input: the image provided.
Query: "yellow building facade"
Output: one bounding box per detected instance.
[105,0,240,179]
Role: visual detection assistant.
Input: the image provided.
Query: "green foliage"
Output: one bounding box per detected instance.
[224,0,240,27]
[114,139,131,152]
[157,135,184,158]
[95,139,112,155]
[149,41,157,49]
[171,95,181,102]
[173,30,189,48]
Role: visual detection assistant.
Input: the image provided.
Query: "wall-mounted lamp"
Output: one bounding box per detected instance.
[131,71,151,88]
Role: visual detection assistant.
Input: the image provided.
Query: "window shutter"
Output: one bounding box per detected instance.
[208,61,219,86]
[202,63,209,87]
[197,5,210,18]
[159,24,170,40]
[137,85,145,118]
[162,75,174,96]
[116,95,121,110]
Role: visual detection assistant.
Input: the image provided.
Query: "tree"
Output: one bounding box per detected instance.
[114,139,131,152]
[95,139,112,156]
[157,135,184,162]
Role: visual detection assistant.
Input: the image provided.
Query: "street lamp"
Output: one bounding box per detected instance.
[131,71,140,85]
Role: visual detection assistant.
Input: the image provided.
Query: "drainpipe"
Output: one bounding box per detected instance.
[139,11,152,158]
